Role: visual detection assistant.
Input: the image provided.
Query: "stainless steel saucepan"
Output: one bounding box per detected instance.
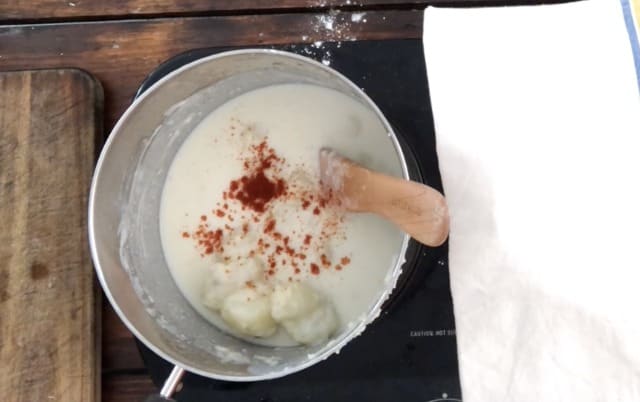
[88,49,411,401]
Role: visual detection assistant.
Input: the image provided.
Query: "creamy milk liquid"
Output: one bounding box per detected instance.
[160,83,404,346]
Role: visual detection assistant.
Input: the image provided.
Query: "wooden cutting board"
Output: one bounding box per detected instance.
[0,69,103,402]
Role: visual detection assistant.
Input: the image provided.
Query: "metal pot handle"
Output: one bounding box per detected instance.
[143,365,185,402]
[144,396,175,402]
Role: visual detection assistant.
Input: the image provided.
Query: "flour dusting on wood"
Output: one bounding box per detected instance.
[294,10,369,66]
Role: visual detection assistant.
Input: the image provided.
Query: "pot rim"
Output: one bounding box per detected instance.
[88,48,411,381]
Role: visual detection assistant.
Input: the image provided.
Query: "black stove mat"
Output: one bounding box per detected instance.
[134,39,462,402]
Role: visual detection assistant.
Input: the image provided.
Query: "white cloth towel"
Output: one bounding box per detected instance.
[423,1,640,401]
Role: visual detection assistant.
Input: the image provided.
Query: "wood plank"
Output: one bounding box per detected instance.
[0,0,431,21]
[0,69,102,402]
[0,10,422,130]
[103,300,146,371]
[0,0,576,21]
[103,373,157,402]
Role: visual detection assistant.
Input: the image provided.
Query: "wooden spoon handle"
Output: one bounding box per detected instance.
[359,171,449,247]
[319,148,449,247]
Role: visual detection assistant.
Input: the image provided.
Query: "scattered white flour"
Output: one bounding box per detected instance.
[297,9,369,66]
[351,12,366,22]
[310,0,360,6]
[318,14,335,31]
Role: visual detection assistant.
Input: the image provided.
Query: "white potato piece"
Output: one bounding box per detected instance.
[221,287,277,338]
[202,257,263,310]
[271,282,321,321]
[282,303,338,345]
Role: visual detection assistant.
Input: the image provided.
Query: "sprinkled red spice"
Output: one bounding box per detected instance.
[231,172,285,213]
[191,226,223,255]
[264,219,276,233]
[181,134,348,278]
[225,140,287,213]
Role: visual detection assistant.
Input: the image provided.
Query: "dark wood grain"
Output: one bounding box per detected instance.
[103,300,147,371]
[0,0,427,21]
[0,10,422,130]
[0,0,576,21]
[103,373,157,402]
[0,69,102,402]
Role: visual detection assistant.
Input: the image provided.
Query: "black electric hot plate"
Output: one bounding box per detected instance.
[134,39,461,402]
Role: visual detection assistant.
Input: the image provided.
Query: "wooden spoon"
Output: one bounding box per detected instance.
[319,148,449,247]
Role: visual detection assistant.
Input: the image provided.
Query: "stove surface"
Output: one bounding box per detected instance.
[135,39,462,402]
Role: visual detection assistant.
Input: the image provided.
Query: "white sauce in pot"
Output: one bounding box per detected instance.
[159,83,404,346]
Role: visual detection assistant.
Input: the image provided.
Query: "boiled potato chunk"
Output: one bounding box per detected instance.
[281,303,338,345]
[221,287,277,338]
[202,257,263,310]
[271,282,321,321]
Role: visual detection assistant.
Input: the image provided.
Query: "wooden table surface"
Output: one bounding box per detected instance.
[0,1,567,400]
